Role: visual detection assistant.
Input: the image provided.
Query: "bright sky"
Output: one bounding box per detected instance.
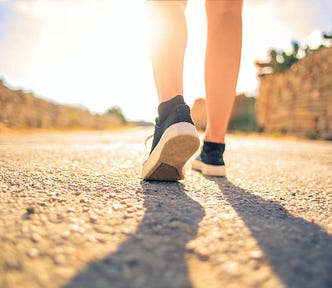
[0,0,331,121]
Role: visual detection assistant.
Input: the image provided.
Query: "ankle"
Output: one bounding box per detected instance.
[204,128,226,143]
[158,95,185,123]
[203,141,225,153]
[204,135,225,144]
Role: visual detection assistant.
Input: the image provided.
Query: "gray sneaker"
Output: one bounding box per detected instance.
[192,142,226,177]
[142,103,199,181]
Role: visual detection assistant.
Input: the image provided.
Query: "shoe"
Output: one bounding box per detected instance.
[192,141,226,176]
[142,102,200,181]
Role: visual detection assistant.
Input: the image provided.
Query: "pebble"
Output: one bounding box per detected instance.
[94,225,112,234]
[126,207,136,213]
[26,206,35,214]
[70,224,85,234]
[249,250,264,259]
[54,254,68,266]
[62,230,71,239]
[137,210,144,217]
[89,214,98,223]
[121,227,132,235]
[112,203,123,211]
[0,184,9,190]
[86,235,97,242]
[27,248,39,258]
[224,261,240,276]
[31,233,42,243]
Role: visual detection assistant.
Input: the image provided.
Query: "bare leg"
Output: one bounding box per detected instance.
[205,0,243,143]
[146,0,187,103]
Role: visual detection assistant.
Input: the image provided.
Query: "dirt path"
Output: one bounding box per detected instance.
[0,129,331,288]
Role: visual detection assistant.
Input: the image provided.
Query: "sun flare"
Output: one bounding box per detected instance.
[1,0,331,121]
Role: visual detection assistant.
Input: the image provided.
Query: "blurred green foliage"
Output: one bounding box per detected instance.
[255,30,331,75]
[106,106,127,124]
[229,94,256,132]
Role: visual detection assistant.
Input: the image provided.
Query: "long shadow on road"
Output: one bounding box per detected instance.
[211,177,332,288]
[65,177,331,288]
[65,181,205,288]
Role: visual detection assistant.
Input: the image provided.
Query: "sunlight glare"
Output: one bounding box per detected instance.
[8,0,158,120]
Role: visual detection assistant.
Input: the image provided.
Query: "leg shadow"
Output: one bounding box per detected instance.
[210,177,332,288]
[65,181,205,288]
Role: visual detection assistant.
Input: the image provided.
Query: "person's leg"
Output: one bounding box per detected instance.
[204,0,243,143]
[146,0,187,103]
[192,0,242,176]
[143,0,199,181]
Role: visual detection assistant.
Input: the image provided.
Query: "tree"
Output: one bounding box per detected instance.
[105,106,127,124]
[323,31,332,40]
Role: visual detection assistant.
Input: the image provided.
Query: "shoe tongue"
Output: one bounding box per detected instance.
[158,95,185,123]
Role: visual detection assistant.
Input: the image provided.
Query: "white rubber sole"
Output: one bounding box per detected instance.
[142,122,200,181]
[192,158,226,177]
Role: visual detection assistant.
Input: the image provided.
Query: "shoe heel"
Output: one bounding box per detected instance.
[142,122,199,181]
[201,163,226,177]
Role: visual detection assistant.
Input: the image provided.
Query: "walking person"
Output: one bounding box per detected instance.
[142,0,243,181]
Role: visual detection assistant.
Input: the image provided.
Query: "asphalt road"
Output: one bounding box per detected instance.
[0,129,331,288]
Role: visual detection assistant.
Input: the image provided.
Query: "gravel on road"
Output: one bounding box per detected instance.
[0,129,331,288]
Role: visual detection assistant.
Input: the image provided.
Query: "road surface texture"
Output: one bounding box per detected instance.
[0,129,331,288]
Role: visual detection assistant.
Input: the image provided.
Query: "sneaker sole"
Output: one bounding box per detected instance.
[192,159,226,177]
[142,122,200,181]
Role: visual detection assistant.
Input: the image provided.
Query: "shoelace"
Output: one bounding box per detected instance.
[144,117,159,148]
[144,134,153,148]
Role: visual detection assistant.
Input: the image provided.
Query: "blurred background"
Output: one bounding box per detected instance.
[0,0,331,138]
